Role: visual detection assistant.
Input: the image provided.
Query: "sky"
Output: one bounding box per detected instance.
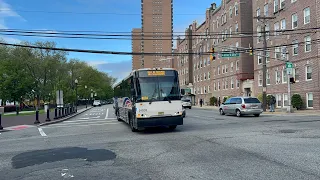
[0,0,219,83]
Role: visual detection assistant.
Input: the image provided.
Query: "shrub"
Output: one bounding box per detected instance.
[210,96,217,106]
[292,94,303,110]
[257,94,263,103]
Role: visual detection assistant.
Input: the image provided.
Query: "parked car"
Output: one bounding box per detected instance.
[219,97,263,117]
[181,99,192,109]
[93,100,102,107]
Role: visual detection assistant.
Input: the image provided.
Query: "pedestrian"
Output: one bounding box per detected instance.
[200,99,203,107]
[218,97,221,107]
[269,95,276,112]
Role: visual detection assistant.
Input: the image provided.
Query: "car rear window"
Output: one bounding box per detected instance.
[182,99,190,102]
[244,98,260,103]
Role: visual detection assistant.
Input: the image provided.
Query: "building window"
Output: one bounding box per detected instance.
[236,79,240,88]
[225,80,228,89]
[274,22,280,35]
[214,82,216,91]
[292,40,298,55]
[282,69,287,83]
[236,60,239,70]
[291,0,297,2]
[264,4,268,16]
[280,0,285,9]
[204,73,207,80]
[280,19,286,30]
[229,7,233,18]
[258,72,262,86]
[256,8,260,22]
[276,94,282,107]
[231,79,234,89]
[292,68,299,82]
[258,52,262,64]
[235,23,239,32]
[275,70,281,84]
[225,65,228,73]
[281,46,288,60]
[275,47,281,59]
[292,13,298,29]
[266,51,270,63]
[235,3,238,16]
[305,36,311,52]
[274,0,279,12]
[218,81,220,90]
[306,93,313,108]
[231,62,234,71]
[208,72,210,79]
[208,86,210,93]
[257,26,262,43]
[306,65,312,80]
[218,66,220,75]
[222,65,225,74]
[266,70,271,85]
[304,7,310,24]
[204,86,207,93]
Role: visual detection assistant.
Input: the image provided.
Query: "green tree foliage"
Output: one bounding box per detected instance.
[0,40,115,107]
[210,96,217,106]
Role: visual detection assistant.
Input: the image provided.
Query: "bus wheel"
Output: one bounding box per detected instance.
[168,125,177,130]
[129,116,137,132]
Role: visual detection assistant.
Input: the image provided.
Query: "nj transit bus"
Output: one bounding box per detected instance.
[113,68,185,132]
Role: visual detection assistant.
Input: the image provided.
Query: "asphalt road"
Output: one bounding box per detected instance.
[1,105,320,180]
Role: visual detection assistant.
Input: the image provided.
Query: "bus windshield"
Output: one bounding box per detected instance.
[136,76,180,102]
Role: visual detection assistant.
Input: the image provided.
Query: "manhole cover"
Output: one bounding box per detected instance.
[279,129,297,133]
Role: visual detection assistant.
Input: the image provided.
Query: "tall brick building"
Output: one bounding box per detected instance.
[252,0,320,110]
[176,0,254,105]
[132,0,173,70]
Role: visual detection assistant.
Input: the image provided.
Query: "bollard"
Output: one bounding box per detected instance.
[70,107,72,114]
[65,108,67,116]
[61,108,64,117]
[54,108,58,119]
[34,110,40,124]
[45,109,51,122]
[0,113,3,130]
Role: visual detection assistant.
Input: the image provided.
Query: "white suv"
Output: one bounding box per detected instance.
[182,99,192,109]
[93,100,101,107]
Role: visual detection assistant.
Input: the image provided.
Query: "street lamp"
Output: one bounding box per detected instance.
[85,85,87,108]
[75,79,78,112]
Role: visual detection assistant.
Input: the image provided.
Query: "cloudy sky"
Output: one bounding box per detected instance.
[0,0,219,83]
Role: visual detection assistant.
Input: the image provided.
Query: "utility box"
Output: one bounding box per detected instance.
[0,107,4,114]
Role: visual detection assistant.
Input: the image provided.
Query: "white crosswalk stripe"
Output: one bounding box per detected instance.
[43,118,119,128]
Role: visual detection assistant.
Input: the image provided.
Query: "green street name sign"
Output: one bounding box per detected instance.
[221,53,240,58]
[286,62,293,68]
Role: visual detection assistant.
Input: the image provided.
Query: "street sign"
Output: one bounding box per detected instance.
[221,53,240,58]
[286,62,293,68]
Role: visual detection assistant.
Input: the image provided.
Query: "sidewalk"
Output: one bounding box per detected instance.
[193,105,320,116]
[1,105,88,129]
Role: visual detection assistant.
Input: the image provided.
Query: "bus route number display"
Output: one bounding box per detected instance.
[147,71,166,76]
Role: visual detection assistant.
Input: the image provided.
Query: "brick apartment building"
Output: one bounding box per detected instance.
[176,0,254,105]
[252,0,320,110]
[132,28,142,70]
[131,0,173,70]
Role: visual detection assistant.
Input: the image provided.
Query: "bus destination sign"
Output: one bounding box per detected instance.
[147,71,166,76]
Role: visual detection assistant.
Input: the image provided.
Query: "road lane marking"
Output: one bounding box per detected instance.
[38,128,47,137]
[64,118,117,123]
[50,119,118,126]
[43,122,120,128]
[105,108,109,119]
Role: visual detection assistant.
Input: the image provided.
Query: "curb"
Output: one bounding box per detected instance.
[192,106,218,110]
[38,107,93,126]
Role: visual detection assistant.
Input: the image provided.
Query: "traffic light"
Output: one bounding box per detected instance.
[249,48,253,56]
[290,77,295,84]
[210,47,216,61]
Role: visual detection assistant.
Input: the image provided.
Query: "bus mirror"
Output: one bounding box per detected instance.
[181,89,185,95]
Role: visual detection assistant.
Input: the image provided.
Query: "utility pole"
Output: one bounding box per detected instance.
[254,16,275,112]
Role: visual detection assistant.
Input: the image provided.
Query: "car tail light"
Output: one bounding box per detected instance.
[241,104,246,108]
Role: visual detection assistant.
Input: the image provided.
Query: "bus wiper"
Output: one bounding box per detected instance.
[164,96,171,103]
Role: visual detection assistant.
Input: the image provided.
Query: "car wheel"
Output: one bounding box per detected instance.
[236,110,241,117]
[219,109,225,115]
[189,107,192,109]
[168,125,177,130]
[254,114,260,117]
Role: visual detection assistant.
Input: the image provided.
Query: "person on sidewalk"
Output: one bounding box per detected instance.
[218,97,221,107]
[200,99,203,107]
[269,96,276,112]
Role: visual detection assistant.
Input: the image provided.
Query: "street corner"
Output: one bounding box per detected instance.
[1,125,35,133]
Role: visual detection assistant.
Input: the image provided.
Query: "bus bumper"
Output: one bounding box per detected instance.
[137,116,183,128]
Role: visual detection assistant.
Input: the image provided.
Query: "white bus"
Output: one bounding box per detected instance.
[113,68,185,132]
